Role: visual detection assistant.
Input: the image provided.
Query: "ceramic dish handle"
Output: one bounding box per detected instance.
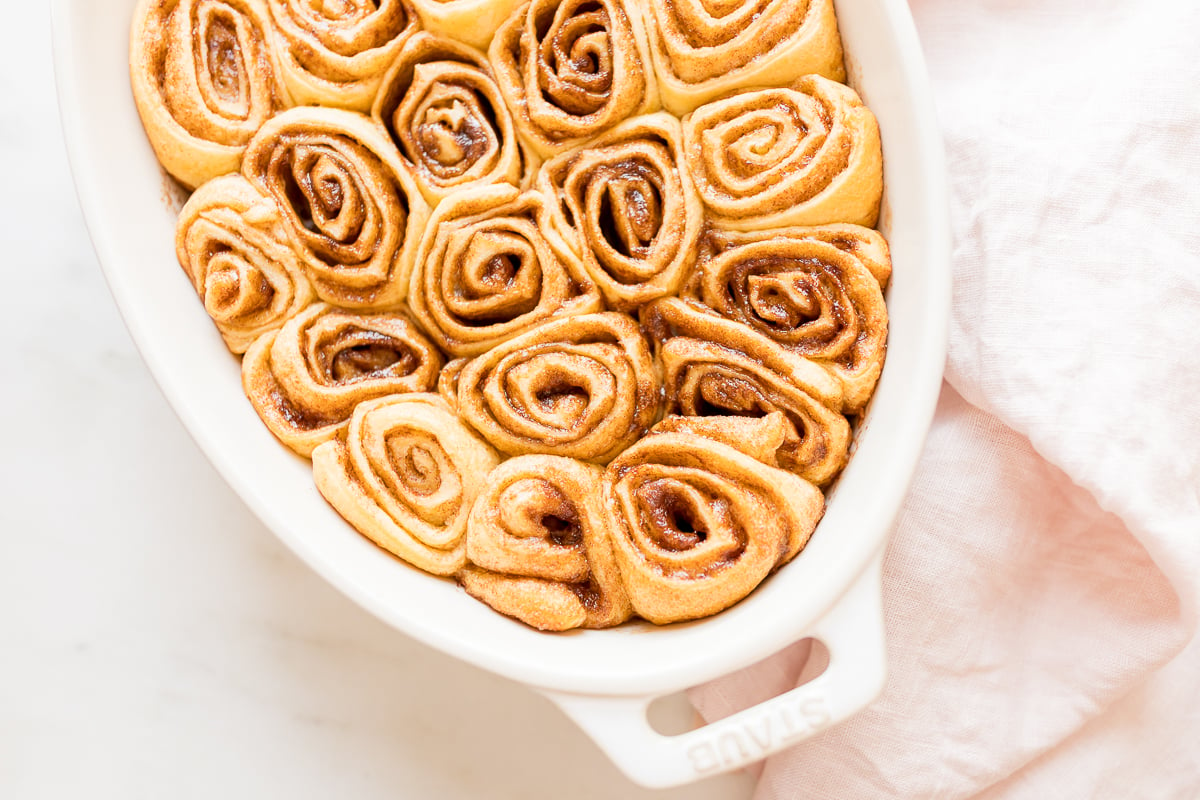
[544,555,887,788]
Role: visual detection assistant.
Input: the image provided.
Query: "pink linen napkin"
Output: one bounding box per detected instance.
[691,1,1200,797]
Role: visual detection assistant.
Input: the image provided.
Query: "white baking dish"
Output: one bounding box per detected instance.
[52,0,950,787]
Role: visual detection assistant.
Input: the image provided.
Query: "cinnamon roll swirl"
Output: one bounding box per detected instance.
[130,0,287,189]
[682,75,882,229]
[603,412,824,624]
[242,107,431,309]
[373,33,535,204]
[460,455,632,630]
[489,0,658,158]
[411,0,525,51]
[312,394,501,575]
[266,0,419,110]
[642,298,850,486]
[407,184,602,357]
[537,113,703,309]
[176,175,315,353]
[243,303,443,455]
[696,224,890,412]
[643,0,845,115]
[456,312,661,462]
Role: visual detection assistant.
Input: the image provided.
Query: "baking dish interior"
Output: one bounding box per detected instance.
[53,0,949,697]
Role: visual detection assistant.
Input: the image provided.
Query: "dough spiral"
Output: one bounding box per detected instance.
[130,0,287,189]
[407,183,602,356]
[313,394,501,575]
[642,0,845,114]
[175,175,315,353]
[603,413,824,624]
[695,224,891,412]
[489,0,658,158]
[642,298,850,486]
[460,455,632,630]
[243,302,443,455]
[456,312,661,462]
[266,0,419,110]
[242,107,431,309]
[373,32,535,204]
[682,75,882,229]
[537,112,703,309]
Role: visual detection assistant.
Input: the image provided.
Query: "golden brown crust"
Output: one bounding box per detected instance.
[456,312,662,462]
[642,0,845,115]
[129,0,288,189]
[242,303,443,455]
[410,0,526,51]
[242,107,431,309]
[488,0,659,158]
[175,175,315,353]
[537,112,703,310]
[312,394,501,575]
[266,0,420,110]
[682,76,882,229]
[407,184,602,357]
[373,32,537,204]
[693,225,890,412]
[642,298,850,485]
[460,455,632,630]
[603,413,824,624]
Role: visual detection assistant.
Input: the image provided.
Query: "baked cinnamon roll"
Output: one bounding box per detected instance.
[130,0,287,189]
[242,107,431,309]
[603,412,824,624]
[642,0,845,115]
[411,0,525,50]
[682,75,882,229]
[373,33,536,204]
[460,455,632,630]
[407,184,602,356]
[696,224,890,412]
[312,394,501,575]
[489,0,658,158]
[243,303,443,455]
[176,175,315,353]
[265,0,419,110]
[642,298,850,486]
[537,113,703,309]
[456,312,661,462]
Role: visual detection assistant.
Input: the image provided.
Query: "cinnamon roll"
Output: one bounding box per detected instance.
[456,312,661,462]
[176,175,315,353]
[682,75,882,229]
[130,0,287,189]
[242,107,431,309]
[460,455,632,630]
[489,0,658,158]
[312,394,501,575]
[373,33,536,204]
[643,0,845,115]
[407,184,602,357]
[642,298,850,486]
[537,113,703,309]
[242,303,443,455]
[696,224,890,412]
[411,0,525,51]
[265,0,419,111]
[603,412,824,624]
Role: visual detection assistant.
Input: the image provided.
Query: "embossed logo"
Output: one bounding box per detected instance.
[686,693,831,775]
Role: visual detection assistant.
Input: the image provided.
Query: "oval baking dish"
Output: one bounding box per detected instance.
[52,0,950,787]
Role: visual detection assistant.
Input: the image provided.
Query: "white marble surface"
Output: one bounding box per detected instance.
[0,8,755,798]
